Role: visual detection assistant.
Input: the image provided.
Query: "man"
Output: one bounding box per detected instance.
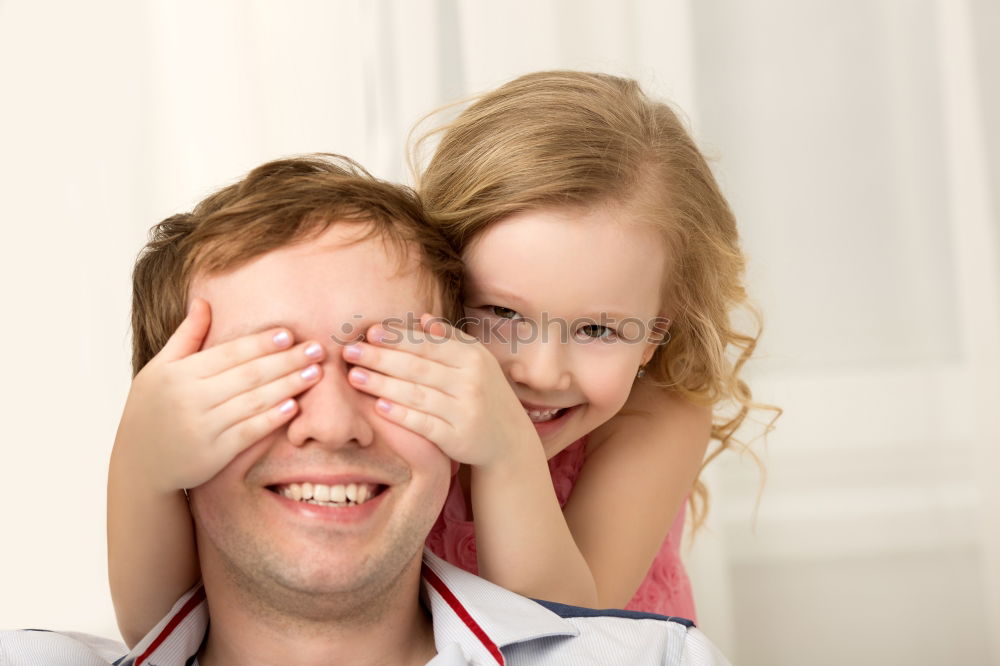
[0,155,730,665]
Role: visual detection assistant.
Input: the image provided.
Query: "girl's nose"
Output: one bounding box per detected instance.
[507,338,572,393]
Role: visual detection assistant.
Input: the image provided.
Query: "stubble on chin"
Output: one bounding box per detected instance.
[195,509,430,632]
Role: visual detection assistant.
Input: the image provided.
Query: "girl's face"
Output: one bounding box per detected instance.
[462,205,669,459]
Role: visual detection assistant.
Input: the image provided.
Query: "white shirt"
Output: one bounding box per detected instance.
[0,550,731,665]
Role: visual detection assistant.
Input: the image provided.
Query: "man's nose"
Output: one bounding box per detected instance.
[285,358,375,448]
[506,332,572,393]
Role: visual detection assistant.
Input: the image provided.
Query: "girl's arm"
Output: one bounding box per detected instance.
[346,317,598,605]
[473,378,709,608]
[468,424,600,606]
[345,316,709,607]
[107,450,200,647]
[562,380,711,607]
[108,300,326,646]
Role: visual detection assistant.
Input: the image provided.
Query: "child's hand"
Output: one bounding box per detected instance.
[114,298,327,493]
[342,314,538,468]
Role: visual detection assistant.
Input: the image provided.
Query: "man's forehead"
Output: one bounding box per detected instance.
[191,229,434,348]
[208,285,435,345]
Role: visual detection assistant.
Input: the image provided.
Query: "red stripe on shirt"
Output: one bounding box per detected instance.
[135,586,206,666]
[422,563,504,665]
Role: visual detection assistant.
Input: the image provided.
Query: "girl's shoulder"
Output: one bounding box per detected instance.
[586,380,712,458]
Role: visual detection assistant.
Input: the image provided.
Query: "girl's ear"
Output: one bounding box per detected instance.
[649,314,672,344]
[641,346,657,367]
[640,314,672,365]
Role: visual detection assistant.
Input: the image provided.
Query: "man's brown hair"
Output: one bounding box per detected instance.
[130,153,463,376]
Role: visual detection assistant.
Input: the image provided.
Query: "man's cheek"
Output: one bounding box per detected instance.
[230,437,273,468]
[411,434,452,470]
[188,483,223,529]
[393,431,452,480]
[188,452,249,526]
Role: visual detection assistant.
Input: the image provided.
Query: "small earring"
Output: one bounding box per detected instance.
[637,365,646,379]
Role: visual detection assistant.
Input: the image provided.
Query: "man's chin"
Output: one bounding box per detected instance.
[215,537,426,624]
[196,508,430,609]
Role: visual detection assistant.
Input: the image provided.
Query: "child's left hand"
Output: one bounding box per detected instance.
[342,313,538,468]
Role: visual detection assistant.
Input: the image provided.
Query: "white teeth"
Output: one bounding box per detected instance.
[277,482,378,507]
[525,407,566,423]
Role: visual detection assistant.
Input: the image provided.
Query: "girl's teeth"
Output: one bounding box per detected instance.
[525,407,566,423]
[279,482,379,507]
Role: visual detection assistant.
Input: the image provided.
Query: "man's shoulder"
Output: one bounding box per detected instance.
[531,599,696,627]
[0,628,128,665]
[511,599,728,666]
[422,551,730,666]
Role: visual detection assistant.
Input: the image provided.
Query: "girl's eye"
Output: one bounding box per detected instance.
[489,305,523,320]
[578,324,616,340]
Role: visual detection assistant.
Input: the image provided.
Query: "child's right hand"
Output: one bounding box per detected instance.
[113,298,327,493]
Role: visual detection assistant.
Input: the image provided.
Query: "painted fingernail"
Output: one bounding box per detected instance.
[376,398,392,413]
[304,342,323,358]
[300,365,320,381]
[349,368,368,384]
[344,344,362,360]
[273,331,292,348]
[279,399,296,414]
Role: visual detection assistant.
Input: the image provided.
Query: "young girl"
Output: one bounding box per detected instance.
[108,70,771,646]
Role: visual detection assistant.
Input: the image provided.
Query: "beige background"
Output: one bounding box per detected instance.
[1,1,998,664]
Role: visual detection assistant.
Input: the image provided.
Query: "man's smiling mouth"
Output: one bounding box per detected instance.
[269,482,387,507]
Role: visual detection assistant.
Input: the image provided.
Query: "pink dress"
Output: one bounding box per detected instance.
[425,436,698,621]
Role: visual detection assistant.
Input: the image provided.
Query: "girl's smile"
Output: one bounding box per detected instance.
[463,204,669,458]
[521,401,582,442]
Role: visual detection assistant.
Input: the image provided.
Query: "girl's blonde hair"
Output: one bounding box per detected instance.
[413,71,779,532]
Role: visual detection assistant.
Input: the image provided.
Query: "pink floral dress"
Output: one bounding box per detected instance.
[425,436,698,621]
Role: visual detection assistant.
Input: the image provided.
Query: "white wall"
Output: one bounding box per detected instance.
[1,2,996,664]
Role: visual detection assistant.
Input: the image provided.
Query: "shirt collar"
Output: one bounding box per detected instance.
[124,585,207,666]
[123,550,577,666]
[420,549,578,665]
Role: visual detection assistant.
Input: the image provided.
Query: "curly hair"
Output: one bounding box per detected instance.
[412,71,780,532]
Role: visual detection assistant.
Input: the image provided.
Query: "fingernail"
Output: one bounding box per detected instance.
[349,368,368,384]
[369,327,385,343]
[279,399,296,414]
[304,342,323,358]
[344,344,362,360]
[300,365,320,381]
[376,398,392,413]
[273,331,292,348]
